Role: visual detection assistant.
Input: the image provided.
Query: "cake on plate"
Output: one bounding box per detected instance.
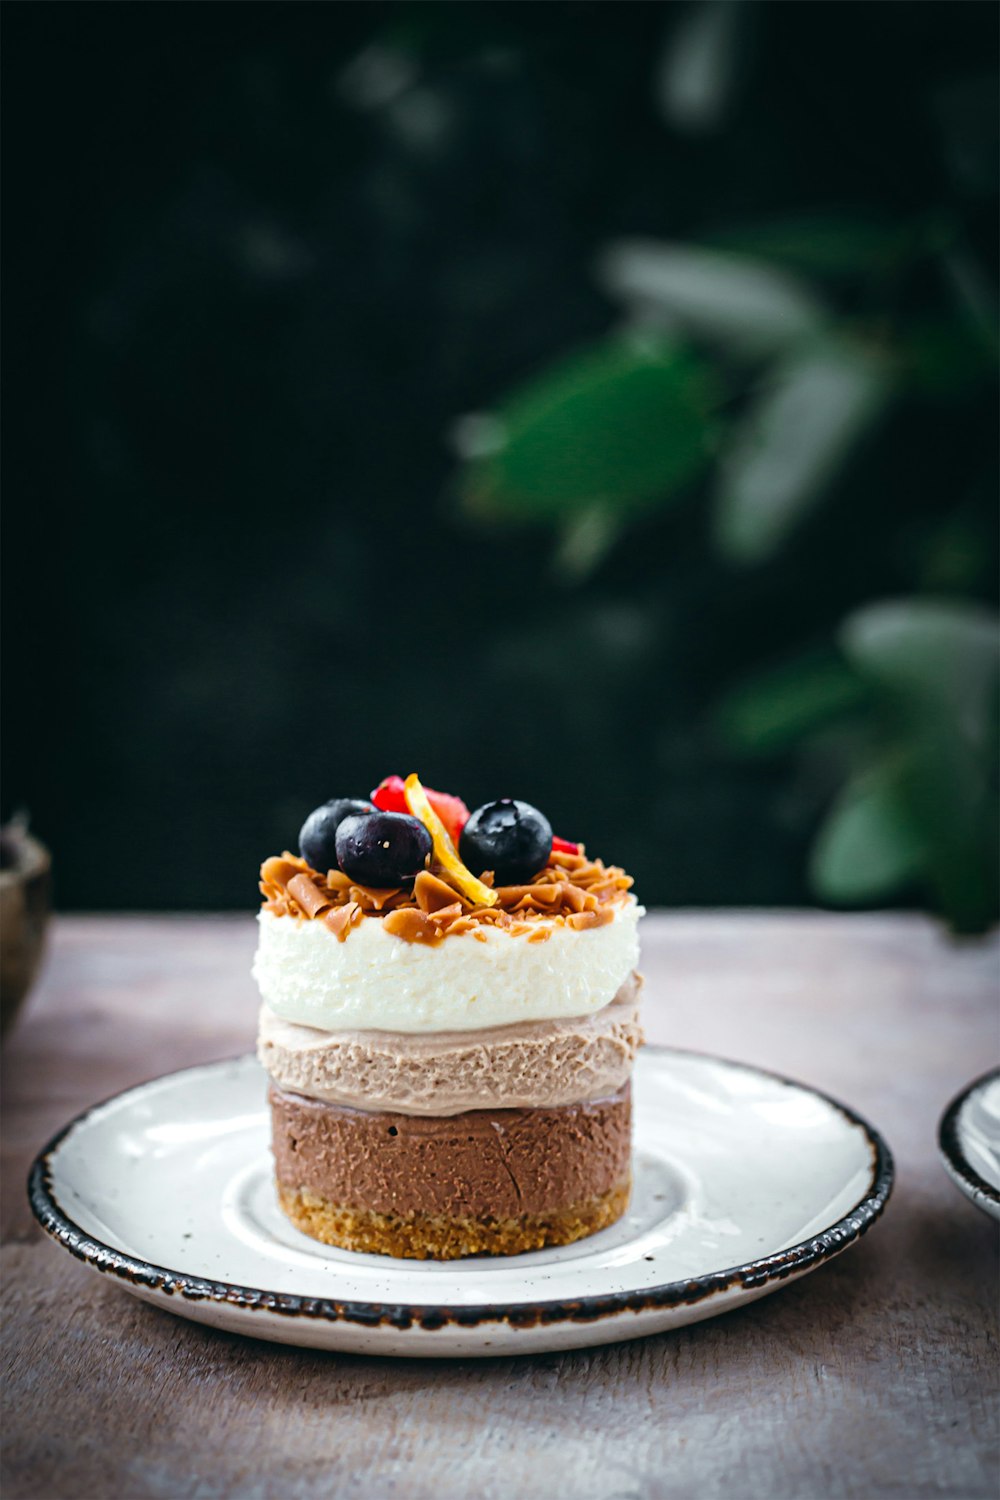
[253,773,644,1259]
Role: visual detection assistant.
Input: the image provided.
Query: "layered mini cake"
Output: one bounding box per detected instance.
[253,774,644,1259]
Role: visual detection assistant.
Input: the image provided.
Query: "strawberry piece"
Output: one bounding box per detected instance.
[371,775,408,813]
[552,835,581,855]
[372,776,469,846]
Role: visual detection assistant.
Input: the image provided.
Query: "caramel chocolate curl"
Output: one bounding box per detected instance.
[286,873,333,918]
[349,884,403,913]
[383,908,438,943]
[325,902,362,941]
[428,902,465,927]
[261,855,308,890]
[560,883,597,913]
[549,849,587,871]
[414,871,469,914]
[566,907,616,931]
[494,883,562,906]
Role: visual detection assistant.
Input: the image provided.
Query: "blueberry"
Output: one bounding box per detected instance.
[459,799,553,885]
[299,798,373,872]
[336,811,432,887]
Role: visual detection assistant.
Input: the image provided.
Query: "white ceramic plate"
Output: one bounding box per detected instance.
[938,1069,1000,1221]
[29,1049,892,1357]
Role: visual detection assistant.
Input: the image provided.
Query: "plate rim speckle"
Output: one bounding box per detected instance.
[938,1067,1000,1220]
[27,1046,894,1338]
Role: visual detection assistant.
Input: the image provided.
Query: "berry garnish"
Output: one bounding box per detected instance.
[552,835,581,855]
[335,811,432,887]
[372,774,469,846]
[460,799,553,886]
[403,773,498,907]
[299,798,374,872]
[423,788,469,846]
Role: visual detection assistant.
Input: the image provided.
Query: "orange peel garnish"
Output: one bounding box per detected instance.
[403,772,499,908]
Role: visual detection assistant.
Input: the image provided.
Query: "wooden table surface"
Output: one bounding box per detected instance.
[2,913,997,1500]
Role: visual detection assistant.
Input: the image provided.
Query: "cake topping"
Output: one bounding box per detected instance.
[335,810,432,888]
[373,775,469,847]
[403,773,499,908]
[459,798,554,886]
[268,772,634,944]
[413,870,469,913]
[259,844,633,944]
[299,797,374,871]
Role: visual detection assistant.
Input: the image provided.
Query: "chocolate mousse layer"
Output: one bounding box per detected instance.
[258,974,644,1116]
[269,1082,631,1255]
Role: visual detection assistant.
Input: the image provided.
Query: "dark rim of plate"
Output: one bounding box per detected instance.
[27,1047,894,1332]
[937,1068,1000,1211]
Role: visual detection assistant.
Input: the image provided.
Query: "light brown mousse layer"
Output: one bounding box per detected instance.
[258,974,643,1115]
[259,849,634,944]
[269,1082,632,1259]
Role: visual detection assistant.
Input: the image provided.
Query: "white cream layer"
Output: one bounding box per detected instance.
[252,901,644,1034]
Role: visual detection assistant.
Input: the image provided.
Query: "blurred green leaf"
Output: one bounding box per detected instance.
[713,339,892,564]
[459,336,717,522]
[831,599,1000,929]
[552,503,623,584]
[716,647,869,754]
[707,211,908,278]
[901,717,999,933]
[722,599,999,928]
[655,0,746,136]
[597,239,826,357]
[810,759,925,902]
[840,598,999,745]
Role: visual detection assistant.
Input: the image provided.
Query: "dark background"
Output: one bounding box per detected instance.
[3,1,997,915]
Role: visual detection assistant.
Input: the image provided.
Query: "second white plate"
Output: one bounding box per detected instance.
[29,1049,892,1356]
[939,1069,1000,1220]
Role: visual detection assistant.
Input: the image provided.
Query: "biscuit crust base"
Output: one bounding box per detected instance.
[276,1177,632,1260]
